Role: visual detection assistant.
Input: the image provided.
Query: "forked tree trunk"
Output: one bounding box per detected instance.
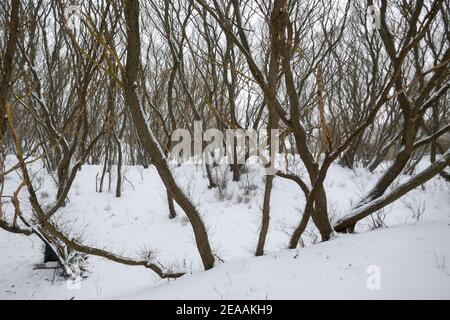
[99,140,110,193]
[288,182,331,248]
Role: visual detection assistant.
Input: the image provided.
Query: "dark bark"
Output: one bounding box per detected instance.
[339,134,363,169]
[113,130,122,197]
[334,149,450,232]
[255,175,273,256]
[99,140,110,193]
[0,0,20,141]
[205,163,217,189]
[123,0,214,270]
[167,191,176,219]
[44,243,59,263]
[289,203,313,249]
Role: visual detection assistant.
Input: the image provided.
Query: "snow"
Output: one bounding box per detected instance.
[124,221,450,300]
[0,156,449,299]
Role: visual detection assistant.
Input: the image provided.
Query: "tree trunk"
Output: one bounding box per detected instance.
[44,243,59,263]
[167,190,176,219]
[231,141,241,182]
[99,140,109,193]
[359,118,419,212]
[205,163,217,189]
[289,201,313,249]
[339,134,362,169]
[334,149,450,232]
[113,131,122,197]
[0,0,20,142]
[123,0,214,270]
[256,175,273,256]
[311,185,333,241]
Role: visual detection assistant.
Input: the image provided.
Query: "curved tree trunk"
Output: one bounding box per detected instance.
[123,0,214,270]
[205,163,217,189]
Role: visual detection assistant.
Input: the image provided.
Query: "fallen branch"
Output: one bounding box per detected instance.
[6,104,185,279]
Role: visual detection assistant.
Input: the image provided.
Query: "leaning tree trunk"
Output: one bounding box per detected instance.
[289,197,314,249]
[123,0,214,270]
[334,149,450,232]
[0,0,20,143]
[288,181,331,248]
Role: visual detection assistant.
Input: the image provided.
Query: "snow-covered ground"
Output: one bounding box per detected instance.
[0,157,449,299]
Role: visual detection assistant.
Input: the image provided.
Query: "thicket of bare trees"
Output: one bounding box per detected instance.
[0,0,449,278]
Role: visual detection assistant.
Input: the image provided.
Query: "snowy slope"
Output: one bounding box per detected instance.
[1,220,449,299]
[0,157,449,299]
[123,220,450,300]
